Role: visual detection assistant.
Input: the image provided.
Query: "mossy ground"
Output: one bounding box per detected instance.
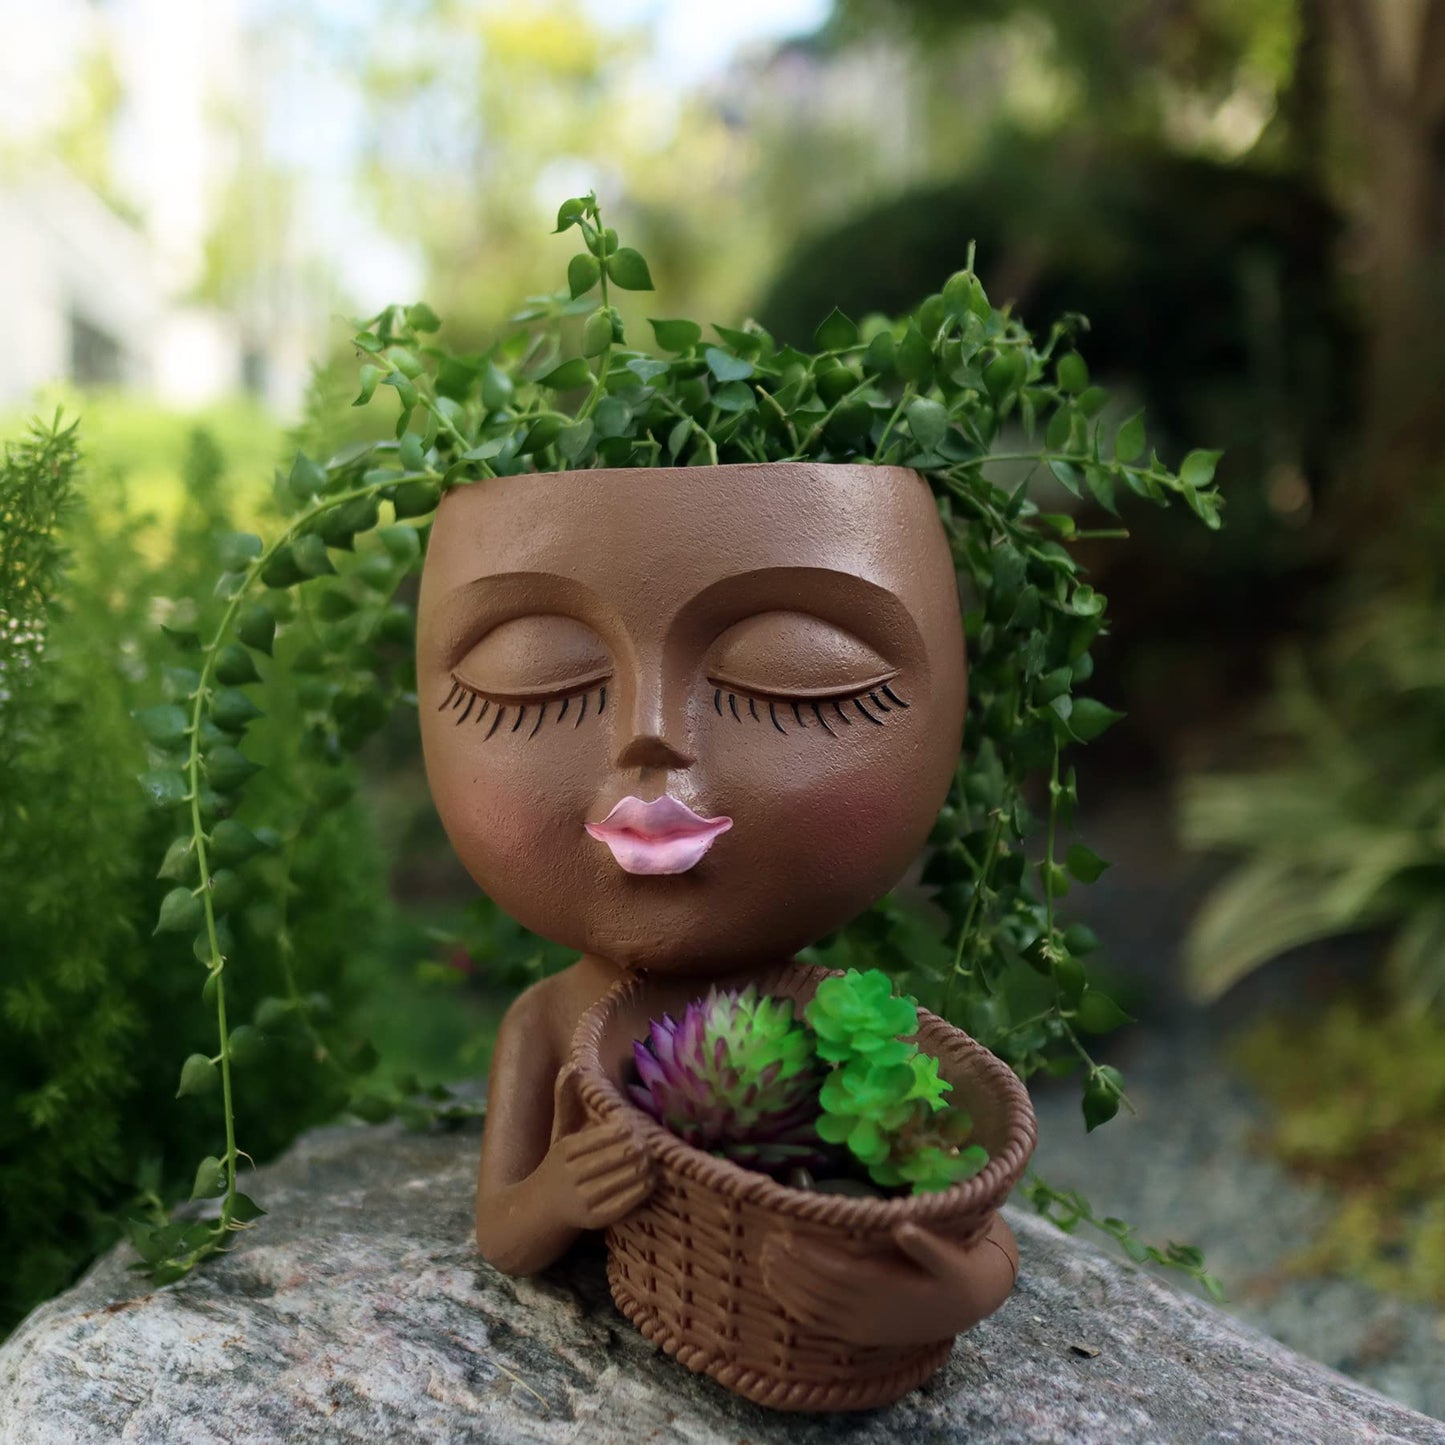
[1234,997,1445,1306]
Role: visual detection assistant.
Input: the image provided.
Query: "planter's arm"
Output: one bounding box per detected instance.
[475,986,653,1276]
[759,1213,1019,1347]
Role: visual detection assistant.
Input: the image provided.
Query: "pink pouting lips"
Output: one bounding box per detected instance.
[585,795,733,876]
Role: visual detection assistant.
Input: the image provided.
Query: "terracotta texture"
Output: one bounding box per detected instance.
[415,462,1036,1406]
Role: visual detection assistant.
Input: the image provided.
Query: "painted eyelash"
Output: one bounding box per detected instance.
[711,681,909,735]
[439,675,608,737]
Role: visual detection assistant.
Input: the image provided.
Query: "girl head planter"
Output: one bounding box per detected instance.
[417,460,1033,1409]
[418,461,965,973]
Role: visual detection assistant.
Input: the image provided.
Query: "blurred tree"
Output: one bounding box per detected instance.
[1321,0,1445,550]
[830,0,1299,153]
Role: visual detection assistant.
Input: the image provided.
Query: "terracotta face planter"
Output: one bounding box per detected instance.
[416,462,1037,1409]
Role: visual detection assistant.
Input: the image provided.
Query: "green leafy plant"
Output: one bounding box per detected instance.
[133,190,1222,1289]
[808,969,988,1192]
[0,415,414,1333]
[1182,595,1445,1007]
[629,986,827,1171]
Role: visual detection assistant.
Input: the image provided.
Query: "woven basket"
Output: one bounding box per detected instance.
[568,963,1037,1412]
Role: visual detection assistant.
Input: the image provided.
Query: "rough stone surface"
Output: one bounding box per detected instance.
[2,1115,1442,1445]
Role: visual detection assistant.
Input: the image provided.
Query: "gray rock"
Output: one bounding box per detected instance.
[2,1114,1441,1445]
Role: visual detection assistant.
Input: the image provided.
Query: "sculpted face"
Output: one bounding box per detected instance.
[417,463,966,974]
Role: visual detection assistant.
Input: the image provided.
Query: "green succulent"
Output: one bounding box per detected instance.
[806,969,986,1193]
[808,968,920,1065]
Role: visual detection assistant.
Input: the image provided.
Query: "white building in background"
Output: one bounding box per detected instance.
[0,0,323,413]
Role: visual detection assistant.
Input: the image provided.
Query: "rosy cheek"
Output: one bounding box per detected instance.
[789,765,917,845]
[443,758,579,867]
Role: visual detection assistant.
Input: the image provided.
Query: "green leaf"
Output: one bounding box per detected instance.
[814,308,859,351]
[480,362,513,410]
[209,869,246,912]
[1180,448,1222,489]
[641,319,702,355]
[712,380,756,413]
[287,453,326,503]
[942,269,985,319]
[984,350,1024,400]
[386,346,424,380]
[1186,486,1224,530]
[210,818,266,864]
[556,419,595,461]
[704,347,753,383]
[214,642,261,686]
[392,480,441,518]
[405,301,441,333]
[554,196,587,232]
[157,836,197,882]
[650,318,701,352]
[1082,1066,1124,1131]
[235,603,277,656]
[905,397,948,452]
[1065,843,1110,884]
[1076,989,1131,1035]
[177,1054,218,1098]
[218,532,263,571]
[352,363,382,407]
[210,687,261,734]
[191,1156,227,1200]
[593,396,631,437]
[227,1192,267,1224]
[896,324,933,385]
[260,544,305,589]
[398,432,426,473]
[1084,465,1118,515]
[377,524,421,564]
[1048,459,1082,497]
[228,1024,263,1067]
[1069,698,1125,742]
[155,887,203,935]
[606,247,653,291]
[538,357,593,390]
[1114,411,1146,463]
[134,704,190,748]
[139,770,188,809]
[205,746,259,792]
[863,329,897,374]
[1056,352,1088,394]
[292,534,335,578]
[568,253,601,299]
[160,622,201,653]
[581,307,613,357]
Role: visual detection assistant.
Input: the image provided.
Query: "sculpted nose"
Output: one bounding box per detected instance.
[615,732,693,771]
[616,667,693,770]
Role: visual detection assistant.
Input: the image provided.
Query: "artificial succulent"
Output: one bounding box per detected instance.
[807,969,989,1193]
[629,984,829,1172]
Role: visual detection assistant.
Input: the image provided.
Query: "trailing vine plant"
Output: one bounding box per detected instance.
[136,192,1223,1295]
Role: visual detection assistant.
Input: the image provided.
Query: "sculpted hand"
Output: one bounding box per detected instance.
[759,1213,1019,1347]
[548,1062,655,1230]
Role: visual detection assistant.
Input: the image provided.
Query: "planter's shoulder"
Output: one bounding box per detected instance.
[2,1107,1441,1445]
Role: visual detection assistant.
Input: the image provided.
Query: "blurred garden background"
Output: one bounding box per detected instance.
[2,0,1443,1418]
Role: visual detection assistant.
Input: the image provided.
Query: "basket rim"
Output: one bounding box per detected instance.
[569,962,1038,1232]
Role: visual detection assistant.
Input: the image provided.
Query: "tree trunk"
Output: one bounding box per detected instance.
[1326,0,1445,558]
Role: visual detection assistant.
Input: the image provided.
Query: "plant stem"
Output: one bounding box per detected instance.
[183,466,428,1229]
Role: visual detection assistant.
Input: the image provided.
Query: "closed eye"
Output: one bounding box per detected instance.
[709,680,909,736]
[439,673,609,739]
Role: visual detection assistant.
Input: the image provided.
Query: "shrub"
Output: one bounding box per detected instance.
[0,415,391,1334]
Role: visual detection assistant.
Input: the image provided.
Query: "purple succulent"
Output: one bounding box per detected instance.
[629,985,829,1172]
